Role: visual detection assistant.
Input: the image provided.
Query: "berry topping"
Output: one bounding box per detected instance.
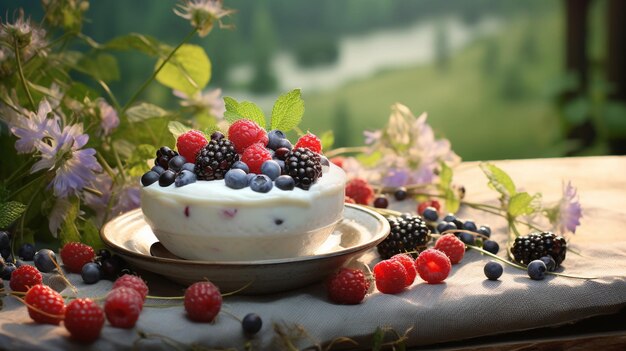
[168,155,187,172]
[64,298,105,343]
[231,160,250,173]
[373,196,389,209]
[415,249,452,284]
[434,233,465,264]
[249,174,273,193]
[527,260,547,280]
[225,169,248,189]
[377,214,431,260]
[373,259,407,294]
[511,231,567,268]
[184,281,222,322]
[112,274,149,301]
[195,138,239,180]
[327,268,369,304]
[267,129,287,150]
[241,143,273,174]
[176,130,208,163]
[151,165,165,174]
[228,119,268,154]
[33,249,58,273]
[284,147,323,190]
[242,313,263,335]
[294,132,322,153]
[175,170,197,187]
[274,175,295,191]
[141,171,159,186]
[24,284,66,325]
[10,265,43,292]
[60,242,95,273]
[261,160,281,180]
[210,131,224,141]
[345,178,374,205]
[390,254,417,286]
[104,287,144,328]
[155,146,178,170]
[158,170,176,187]
[484,261,503,281]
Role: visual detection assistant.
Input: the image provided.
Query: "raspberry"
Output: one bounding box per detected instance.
[345,178,374,205]
[9,264,42,292]
[176,129,208,163]
[228,119,268,154]
[373,259,407,294]
[434,234,465,264]
[344,196,356,204]
[390,254,417,286]
[294,132,322,153]
[330,156,345,169]
[104,287,144,328]
[417,200,441,216]
[415,249,452,284]
[241,143,273,174]
[64,298,105,343]
[24,284,66,325]
[60,242,95,273]
[184,281,222,322]
[326,268,370,304]
[112,274,149,301]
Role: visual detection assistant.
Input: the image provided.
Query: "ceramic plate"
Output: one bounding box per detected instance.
[100,204,389,294]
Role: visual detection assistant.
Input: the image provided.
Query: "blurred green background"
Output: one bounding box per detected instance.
[6,0,625,161]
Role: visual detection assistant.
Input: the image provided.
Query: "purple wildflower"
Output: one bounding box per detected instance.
[173,88,225,119]
[97,98,119,136]
[9,99,60,153]
[551,181,583,234]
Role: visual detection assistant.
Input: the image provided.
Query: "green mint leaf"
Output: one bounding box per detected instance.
[223,96,239,112]
[168,121,192,140]
[271,89,304,132]
[59,197,81,244]
[508,192,541,217]
[127,144,157,177]
[0,201,27,229]
[480,163,517,198]
[126,103,169,123]
[224,110,244,124]
[319,130,334,151]
[155,43,211,95]
[237,101,266,128]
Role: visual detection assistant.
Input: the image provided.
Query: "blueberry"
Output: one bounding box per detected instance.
[18,243,36,261]
[1,262,16,280]
[261,160,281,180]
[101,255,126,280]
[373,196,389,209]
[274,175,295,191]
[276,160,285,173]
[141,171,160,186]
[443,214,457,223]
[477,225,491,238]
[181,163,196,173]
[81,262,101,284]
[14,259,25,267]
[463,220,477,232]
[151,165,165,175]
[231,161,250,174]
[539,256,556,272]
[394,188,408,201]
[225,169,248,189]
[250,175,273,193]
[527,260,547,280]
[210,131,224,141]
[484,261,503,281]
[97,249,111,261]
[452,218,464,231]
[0,248,10,260]
[242,313,263,335]
[34,249,58,273]
[246,173,257,185]
[168,155,187,172]
[436,221,457,234]
[267,130,287,150]
[0,231,9,249]
[422,207,438,221]
[175,170,197,187]
[482,240,500,254]
[274,147,290,160]
[277,138,292,150]
[158,170,176,187]
[459,232,475,245]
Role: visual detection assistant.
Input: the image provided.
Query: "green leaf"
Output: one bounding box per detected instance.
[356,151,382,167]
[439,162,453,189]
[59,198,81,245]
[168,121,192,140]
[271,89,305,132]
[563,97,590,126]
[438,163,459,213]
[80,219,105,250]
[105,33,165,56]
[508,192,540,217]
[372,327,384,351]
[75,53,120,82]
[155,44,211,96]
[319,130,334,151]
[221,96,266,127]
[126,103,169,123]
[480,163,516,198]
[0,201,27,229]
[223,96,239,112]
[224,110,244,124]
[127,144,157,177]
[444,188,460,214]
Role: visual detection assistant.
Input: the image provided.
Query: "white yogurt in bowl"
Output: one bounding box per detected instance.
[140,164,347,261]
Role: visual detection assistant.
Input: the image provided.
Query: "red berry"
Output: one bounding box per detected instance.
[415,249,452,284]
[112,274,149,301]
[417,200,441,216]
[294,132,322,153]
[241,143,272,174]
[345,178,375,205]
[390,254,417,286]
[327,268,369,304]
[9,265,42,292]
[228,119,268,154]
[434,234,466,264]
[373,196,389,209]
[64,298,105,343]
[330,156,345,169]
[344,196,356,204]
[104,287,144,328]
[373,259,407,294]
[184,281,222,322]
[24,284,66,325]
[60,242,95,273]
[176,129,208,163]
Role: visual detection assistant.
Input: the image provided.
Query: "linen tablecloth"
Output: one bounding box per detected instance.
[1,156,625,350]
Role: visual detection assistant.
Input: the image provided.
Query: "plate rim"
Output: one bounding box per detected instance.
[100,203,390,267]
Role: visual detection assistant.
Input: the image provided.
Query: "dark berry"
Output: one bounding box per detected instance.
[155,146,178,170]
[0,231,10,249]
[81,262,101,284]
[168,155,187,172]
[195,138,239,180]
[377,215,431,259]
[511,231,567,268]
[394,188,408,201]
[250,175,273,193]
[459,232,475,245]
[151,165,165,175]
[320,156,330,167]
[175,170,197,187]
[373,196,389,209]
[274,175,295,191]
[284,147,322,190]
[231,161,250,174]
[181,163,195,173]
[101,255,126,280]
[422,207,438,221]
[274,147,290,160]
[482,240,500,254]
[210,131,224,141]
[18,243,36,261]
[261,160,281,180]
[527,260,547,280]
[34,249,58,273]
[97,249,111,261]
[1,262,15,280]
[484,261,503,281]
[267,130,287,150]
[158,170,176,187]
[141,171,160,186]
[477,225,492,237]
[225,169,248,189]
[540,256,556,272]
[443,214,457,223]
[463,220,477,232]
[1,248,11,260]
[436,221,457,234]
[242,313,263,335]
[277,138,292,150]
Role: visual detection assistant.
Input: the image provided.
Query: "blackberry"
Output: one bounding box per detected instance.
[155,146,178,170]
[377,214,431,259]
[284,147,322,190]
[194,138,239,180]
[511,231,567,268]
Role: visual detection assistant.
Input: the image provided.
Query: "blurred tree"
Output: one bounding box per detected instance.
[499,65,526,100]
[606,0,626,153]
[332,99,351,148]
[294,34,339,68]
[434,22,450,72]
[249,1,277,93]
[482,39,500,75]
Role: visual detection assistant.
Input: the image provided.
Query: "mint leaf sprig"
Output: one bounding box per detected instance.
[223,88,305,132]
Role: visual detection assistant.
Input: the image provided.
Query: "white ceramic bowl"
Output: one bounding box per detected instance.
[140,164,346,261]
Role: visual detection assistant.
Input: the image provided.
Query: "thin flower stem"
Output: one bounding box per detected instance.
[6,158,35,185]
[97,80,122,112]
[324,146,369,158]
[14,39,36,111]
[122,28,197,112]
[110,142,127,183]
[96,153,117,180]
